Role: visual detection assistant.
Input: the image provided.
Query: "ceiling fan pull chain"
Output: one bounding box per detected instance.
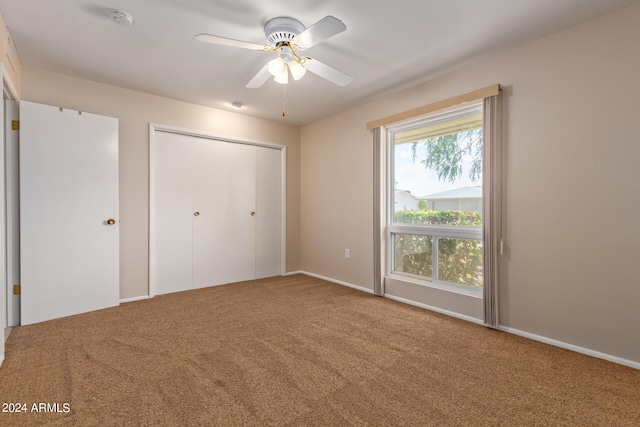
[282,84,287,117]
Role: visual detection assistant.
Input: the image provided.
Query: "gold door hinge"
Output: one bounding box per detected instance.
[11,120,19,130]
[13,284,20,295]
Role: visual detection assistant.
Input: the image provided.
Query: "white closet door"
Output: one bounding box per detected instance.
[20,102,119,325]
[191,137,236,288]
[209,142,257,285]
[152,130,282,295]
[256,147,282,278]
[152,132,194,295]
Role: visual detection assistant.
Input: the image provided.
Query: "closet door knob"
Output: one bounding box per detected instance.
[107,219,116,225]
[251,212,256,216]
[194,212,200,217]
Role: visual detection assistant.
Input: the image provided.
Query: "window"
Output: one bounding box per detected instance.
[370,84,500,325]
[387,102,483,294]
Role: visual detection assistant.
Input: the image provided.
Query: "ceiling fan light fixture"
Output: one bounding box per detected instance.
[288,60,306,80]
[264,17,306,47]
[274,70,289,84]
[267,57,286,77]
[196,15,352,90]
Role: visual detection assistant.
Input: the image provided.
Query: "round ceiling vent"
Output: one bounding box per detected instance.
[110,10,134,26]
[264,17,305,46]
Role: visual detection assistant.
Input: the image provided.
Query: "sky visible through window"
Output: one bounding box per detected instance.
[394,142,480,197]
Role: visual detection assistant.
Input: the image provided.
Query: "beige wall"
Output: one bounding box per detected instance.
[300,4,640,363]
[21,69,301,299]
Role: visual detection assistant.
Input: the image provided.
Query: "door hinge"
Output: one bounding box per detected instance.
[11,120,19,130]
[13,284,20,295]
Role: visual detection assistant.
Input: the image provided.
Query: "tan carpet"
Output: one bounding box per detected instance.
[0,274,638,426]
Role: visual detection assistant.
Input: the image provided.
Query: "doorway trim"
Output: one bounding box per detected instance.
[2,65,19,366]
[148,124,287,298]
[3,78,18,328]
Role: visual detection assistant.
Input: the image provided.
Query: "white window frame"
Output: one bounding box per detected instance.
[385,102,483,297]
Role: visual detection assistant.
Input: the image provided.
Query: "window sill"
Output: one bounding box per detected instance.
[387,272,482,299]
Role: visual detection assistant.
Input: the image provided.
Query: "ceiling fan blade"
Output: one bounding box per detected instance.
[195,33,270,51]
[246,64,272,88]
[303,58,353,87]
[292,16,346,50]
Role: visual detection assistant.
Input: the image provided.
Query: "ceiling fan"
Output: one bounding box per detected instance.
[196,16,353,88]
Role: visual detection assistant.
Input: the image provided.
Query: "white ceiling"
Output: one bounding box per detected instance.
[0,0,638,126]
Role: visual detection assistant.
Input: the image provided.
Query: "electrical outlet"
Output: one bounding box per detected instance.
[345,249,350,259]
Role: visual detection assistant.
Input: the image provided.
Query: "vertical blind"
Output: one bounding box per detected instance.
[482,94,501,328]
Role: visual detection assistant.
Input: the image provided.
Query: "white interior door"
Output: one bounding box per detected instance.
[20,102,119,325]
[152,132,194,295]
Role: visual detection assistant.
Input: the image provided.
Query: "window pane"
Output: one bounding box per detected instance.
[393,234,432,279]
[392,112,483,227]
[388,104,484,292]
[437,238,483,288]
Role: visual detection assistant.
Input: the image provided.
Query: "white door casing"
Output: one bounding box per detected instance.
[5,97,19,327]
[2,67,19,366]
[0,77,5,365]
[20,102,119,325]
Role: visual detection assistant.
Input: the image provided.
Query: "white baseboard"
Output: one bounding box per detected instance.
[499,326,640,370]
[284,270,304,276]
[120,295,150,304]
[300,271,374,294]
[298,271,639,370]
